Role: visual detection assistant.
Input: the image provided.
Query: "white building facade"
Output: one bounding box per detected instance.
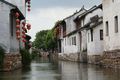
[86,5,104,64]
[74,5,103,63]
[0,0,26,53]
[59,8,86,61]
[0,0,28,71]
[103,0,120,51]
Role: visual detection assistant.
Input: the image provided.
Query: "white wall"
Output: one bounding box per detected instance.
[61,9,86,54]
[84,8,103,24]
[0,2,20,53]
[79,7,104,56]
[62,33,80,54]
[87,24,104,55]
[5,0,26,16]
[103,0,120,51]
[65,10,86,34]
[81,30,87,52]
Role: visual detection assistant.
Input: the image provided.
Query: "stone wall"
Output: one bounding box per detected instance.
[59,53,79,62]
[80,52,87,63]
[100,50,120,68]
[88,55,102,64]
[3,53,22,71]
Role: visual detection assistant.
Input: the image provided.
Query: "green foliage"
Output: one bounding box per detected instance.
[45,30,57,51]
[20,49,32,66]
[33,30,49,50]
[33,29,57,51]
[31,50,39,59]
[0,46,5,69]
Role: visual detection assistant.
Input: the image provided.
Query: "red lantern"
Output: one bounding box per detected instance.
[16,19,20,24]
[27,1,31,4]
[22,39,26,43]
[16,25,20,29]
[26,23,31,30]
[15,12,20,18]
[22,27,26,31]
[28,8,31,12]
[22,35,26,38]
[22,22,26,26]
[28,5,31,8]
[16,35,21,40]
[22,31,25,34]
[16,30,20,35]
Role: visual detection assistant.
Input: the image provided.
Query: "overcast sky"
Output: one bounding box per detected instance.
[27,0,101,41]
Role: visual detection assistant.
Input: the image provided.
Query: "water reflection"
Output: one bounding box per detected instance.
[0,57,120,80]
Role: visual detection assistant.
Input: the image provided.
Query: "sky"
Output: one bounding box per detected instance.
[27,0,102,41]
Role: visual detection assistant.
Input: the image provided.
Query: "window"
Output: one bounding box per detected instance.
[100,30,103,40]
[90,29,93,41]
[10,12,13,36]
[73,37,76,45]
[106,21,109,36]
[72,36,76,45]
[114,16,118,33]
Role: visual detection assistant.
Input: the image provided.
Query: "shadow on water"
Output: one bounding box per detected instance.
[0,56,120,80]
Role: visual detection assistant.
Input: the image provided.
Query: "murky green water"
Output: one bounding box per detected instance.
[0,57,120,80]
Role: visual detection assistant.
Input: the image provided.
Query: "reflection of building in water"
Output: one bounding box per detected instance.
[59,61,88,80]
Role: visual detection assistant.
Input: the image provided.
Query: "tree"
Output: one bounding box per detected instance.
[33,30,49,50]
[45,30,57,51]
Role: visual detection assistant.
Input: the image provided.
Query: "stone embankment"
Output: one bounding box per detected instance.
[3,53,22,71]
[58,50,120,69]
[59,53,79,62]
[100,50,120,68]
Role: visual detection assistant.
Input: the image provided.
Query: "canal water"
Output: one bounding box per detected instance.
[0,57,120,80]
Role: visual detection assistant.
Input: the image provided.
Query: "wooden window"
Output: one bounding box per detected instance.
[74,36,76,45]
[10,12,13,36]
[100,30,103,40]
[114,16,118,33]
[90,29,93,41]
[72,36,76,45]
[106,21,109,36]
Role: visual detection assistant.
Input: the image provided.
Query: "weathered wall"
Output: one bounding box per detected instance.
[61,9,86,55]
[87,24,104,64]
[65,9,86,34]
[62,33,80,54]
[5,0,26,16]
[3,53,22,71]
[103,0,120,51]
[81,30,87,52]
[84,8,103,24]
[59,53,79,62]
[0,2,20,53]
[0,2,12,53]
[87,24,103,56]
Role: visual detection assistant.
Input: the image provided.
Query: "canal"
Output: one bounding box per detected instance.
[0,57,120,80]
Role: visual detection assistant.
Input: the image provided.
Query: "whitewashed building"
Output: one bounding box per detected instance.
[0,0,28,71]
[101,0,120,68]
[0,0,26,53]
[75,4,103,63]
[85,5,103,64]
[58,7,87,61]
[102,0,120,51]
